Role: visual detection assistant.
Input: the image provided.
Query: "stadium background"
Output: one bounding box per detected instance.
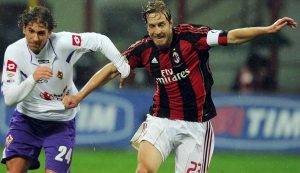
[0,0,299,172]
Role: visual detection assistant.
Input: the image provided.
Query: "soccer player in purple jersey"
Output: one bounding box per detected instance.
[63,0,297,172]
[1,6,129,173]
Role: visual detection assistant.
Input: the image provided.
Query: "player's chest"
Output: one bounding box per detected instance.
[144,46,199,78]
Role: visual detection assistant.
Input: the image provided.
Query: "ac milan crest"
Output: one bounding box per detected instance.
[172,51,180,64]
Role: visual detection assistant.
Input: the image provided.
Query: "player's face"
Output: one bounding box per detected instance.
[23,22,51,54]
[146,12,173,49]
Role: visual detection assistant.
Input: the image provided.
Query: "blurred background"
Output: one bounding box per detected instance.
[0,0,299,172]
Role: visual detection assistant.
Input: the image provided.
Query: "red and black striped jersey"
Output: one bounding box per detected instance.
[123,24,228,122]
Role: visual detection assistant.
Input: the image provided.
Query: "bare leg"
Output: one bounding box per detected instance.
[136,140,163,173]
[6,157,31,173]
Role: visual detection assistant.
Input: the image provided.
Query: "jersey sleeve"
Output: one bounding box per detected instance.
[122,39,145,69]
[56,32,130,78]
[206,29,228,46]
[177,24,228,50]
[1,46,36,106]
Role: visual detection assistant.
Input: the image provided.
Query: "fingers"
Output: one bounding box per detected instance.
[33,66,53,81]
[280,17,298,29]
[119,70,135,88]
[62,96,79,109]
[119,77,126,88]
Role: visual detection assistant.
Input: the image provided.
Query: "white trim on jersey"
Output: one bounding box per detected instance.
[206,30,222,46]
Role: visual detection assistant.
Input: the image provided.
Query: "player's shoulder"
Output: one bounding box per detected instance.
[124,36,152,55]
[6,38,27,55]
[175,24,211,34]
[50,31,81,49]
[50,31,73,41]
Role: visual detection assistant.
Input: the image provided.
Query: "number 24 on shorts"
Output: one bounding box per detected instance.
[55,146,72,164]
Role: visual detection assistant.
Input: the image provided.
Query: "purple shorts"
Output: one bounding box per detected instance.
[1,110,75,173]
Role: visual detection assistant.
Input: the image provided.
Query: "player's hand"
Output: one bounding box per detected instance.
[33,66,53,81]
[119,70,135,88]
[62,95,80,109]
[269,17,298,33]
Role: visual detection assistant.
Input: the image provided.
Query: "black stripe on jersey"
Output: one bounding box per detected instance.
[20,70,28,78]
[196,50,217,121]
[66,50,76,63]
[171,43,198,122]
[149,46,170,118]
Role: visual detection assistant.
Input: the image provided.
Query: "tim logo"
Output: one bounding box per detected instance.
[72,35,81,46]
[6,60,17,72]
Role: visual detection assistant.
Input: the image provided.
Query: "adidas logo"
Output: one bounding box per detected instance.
[151,57,158,63]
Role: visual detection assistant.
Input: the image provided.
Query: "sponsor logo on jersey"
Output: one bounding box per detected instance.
[6,60,17,72]
[38,59,50,64]
[40,92,54,100]
[72,35,82,46]
[156,68,190,84]
[5,134,13,147]
[57,70,63,80]
[40,90,69,101]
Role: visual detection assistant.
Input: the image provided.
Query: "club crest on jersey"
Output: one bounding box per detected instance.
[57,70,63,80]
[172,52,180,64]
[72,35,82,46]
[5,134,13,148]
[6,60,17,72]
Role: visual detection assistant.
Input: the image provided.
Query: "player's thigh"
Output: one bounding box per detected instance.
[175,121,214,173]
[6,157,31,173]
[44,119,75,173]
[2,112,43,170]
[137,140,163,172]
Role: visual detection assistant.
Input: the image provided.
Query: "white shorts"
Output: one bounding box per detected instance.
[130,114,214,173]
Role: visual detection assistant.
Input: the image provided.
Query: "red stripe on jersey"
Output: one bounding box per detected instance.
[218,36,227,45]
[175,24,210,34]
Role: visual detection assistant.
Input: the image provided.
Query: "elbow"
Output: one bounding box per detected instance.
[4,97,16,106]
[3,91,17,106]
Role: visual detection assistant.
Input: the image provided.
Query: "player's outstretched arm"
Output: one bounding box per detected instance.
[63,63,120,109]
[227,17,297,44]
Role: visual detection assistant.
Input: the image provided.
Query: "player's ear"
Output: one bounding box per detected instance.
[169,19,173,27]
[22,26,26,34]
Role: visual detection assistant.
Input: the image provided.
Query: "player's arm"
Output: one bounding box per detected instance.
[68,32,130,78]
[63,63,119,109]
[227,17,297,44]
[2,66,52,106]
[1,48,53,106]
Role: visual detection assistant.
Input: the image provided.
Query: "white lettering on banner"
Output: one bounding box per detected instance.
[77,104,117,132]
[75,93,135,144]
[247,108,300,138]
[274,110,300,138]
[247,108,265,137]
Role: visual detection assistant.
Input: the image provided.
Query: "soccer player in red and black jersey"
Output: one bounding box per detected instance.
[63,0,297,172]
